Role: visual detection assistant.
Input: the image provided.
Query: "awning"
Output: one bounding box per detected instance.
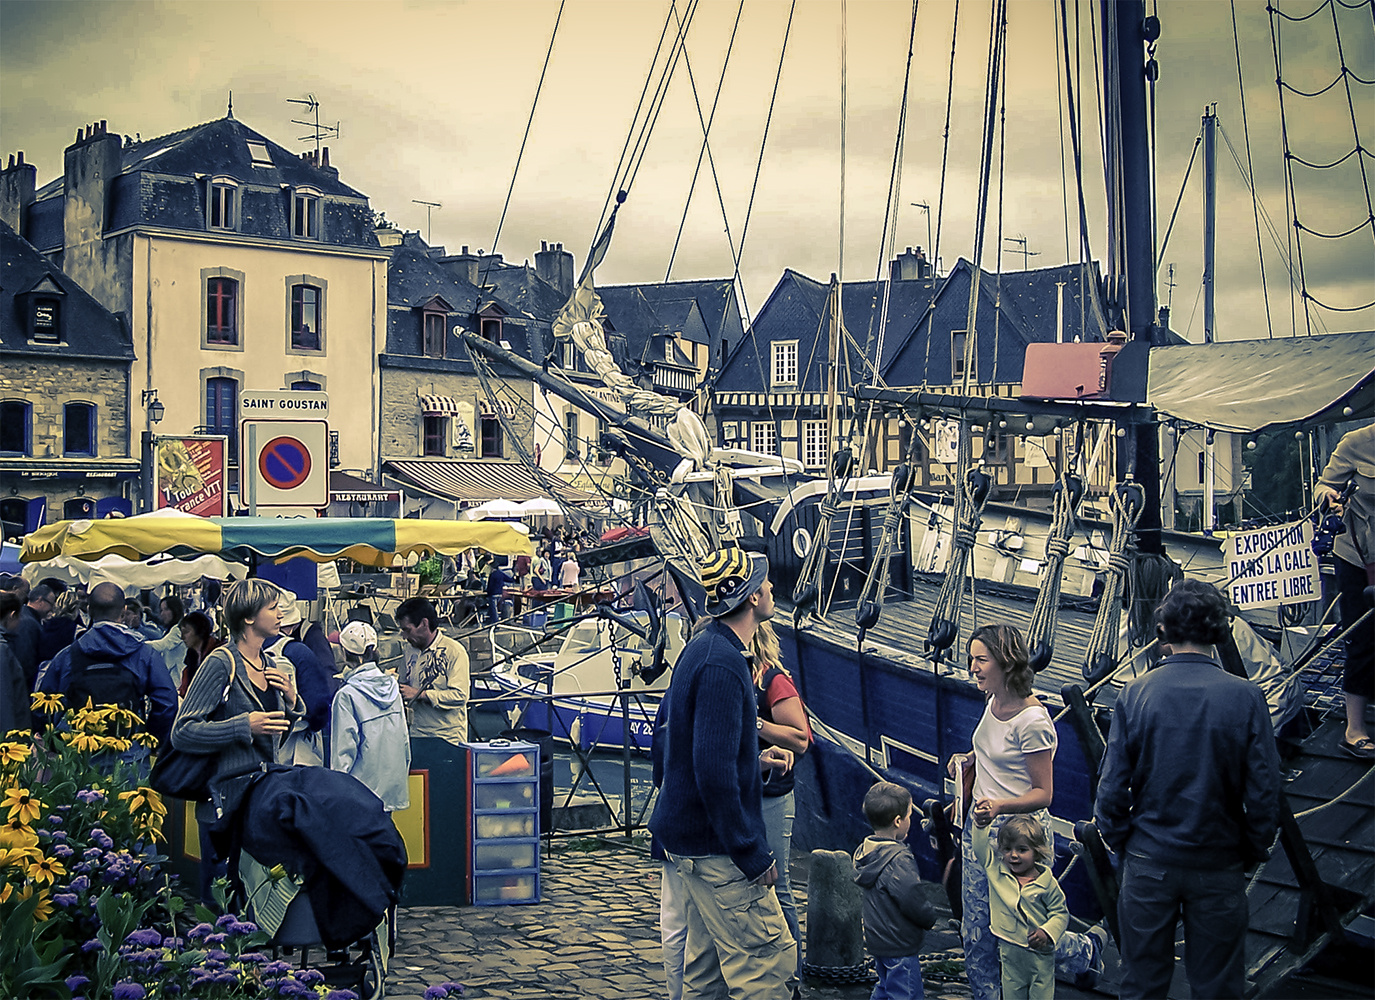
[385,459,596,504]
[330,470,400,503]
[1147,332,1375,434]
[479,399,518,418]
[419,394,460,415]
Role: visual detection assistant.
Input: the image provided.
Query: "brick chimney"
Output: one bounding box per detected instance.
[0,151,37,235]
[439,245,480,285]
[535,240,574,298]
[62,121,123,307]
[889,246,930,282]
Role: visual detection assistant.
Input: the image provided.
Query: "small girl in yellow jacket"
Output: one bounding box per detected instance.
[973,814,1069,998]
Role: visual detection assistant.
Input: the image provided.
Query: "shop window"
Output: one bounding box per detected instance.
[0,400,30,455]
[63,402,95,456]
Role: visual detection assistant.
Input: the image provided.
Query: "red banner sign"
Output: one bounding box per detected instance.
[154,436,227,517]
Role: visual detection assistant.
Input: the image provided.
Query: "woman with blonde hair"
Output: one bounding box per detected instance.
[751,619,811,996]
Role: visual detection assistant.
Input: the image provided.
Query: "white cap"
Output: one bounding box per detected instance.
[339,620,378,656]
[276,589,304,628]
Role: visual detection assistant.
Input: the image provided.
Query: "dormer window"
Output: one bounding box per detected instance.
[480,317,502,343]
[208,177,238,230]
[247,140,273,167]
[32,298,60,343]
[292,187,321,239]
[424,312,446,358]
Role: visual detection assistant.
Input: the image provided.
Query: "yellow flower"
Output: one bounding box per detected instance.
[15,883,54,922]
[25,854,65,886]
[0,742,31,765]
[119,787,167,817]
[0,845,40,870]
[70,708,107,734]
[102,706,144,730]
[64,731,104,753]
[102,736,133,753]
[0,883,11,904]
[2,787,44,826]
[134,813,165,841]
[29,692,64,713]
[0,818,39,851]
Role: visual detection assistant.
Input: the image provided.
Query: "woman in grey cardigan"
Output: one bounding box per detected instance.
[172,578,306,901]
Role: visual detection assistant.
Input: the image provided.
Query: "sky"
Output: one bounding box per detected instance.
[2,0,1371,345]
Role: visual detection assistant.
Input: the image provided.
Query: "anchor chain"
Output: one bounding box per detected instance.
[1082,480,1144,684]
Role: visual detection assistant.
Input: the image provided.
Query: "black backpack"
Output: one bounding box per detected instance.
[65,641,146,716]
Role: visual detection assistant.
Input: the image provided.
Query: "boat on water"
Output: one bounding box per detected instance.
[454,0,1372,990]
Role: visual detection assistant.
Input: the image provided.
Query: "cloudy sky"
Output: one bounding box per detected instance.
[2,0,1371,344]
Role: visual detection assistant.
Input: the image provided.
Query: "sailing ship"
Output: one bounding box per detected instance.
[456,0,1373,991]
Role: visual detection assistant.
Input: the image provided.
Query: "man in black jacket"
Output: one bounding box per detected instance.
[1095,579,1280,999]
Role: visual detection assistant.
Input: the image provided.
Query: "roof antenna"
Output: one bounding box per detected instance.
[288,94,340,158]
[228,91,233,119]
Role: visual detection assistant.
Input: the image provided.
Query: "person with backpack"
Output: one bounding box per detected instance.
[36,581,178,758]
[263,588,334,765]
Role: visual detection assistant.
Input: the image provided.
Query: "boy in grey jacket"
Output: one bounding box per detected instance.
[854,781,937,1000]
[330,622,411,812]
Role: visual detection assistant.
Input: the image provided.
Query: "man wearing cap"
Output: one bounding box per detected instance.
[331,622,410,812]
[649,546,796,1000]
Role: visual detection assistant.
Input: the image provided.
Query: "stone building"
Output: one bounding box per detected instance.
[2,117,387,504]
[0,218,136,537]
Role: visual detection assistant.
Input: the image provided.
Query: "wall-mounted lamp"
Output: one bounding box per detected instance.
[141,389,165,424]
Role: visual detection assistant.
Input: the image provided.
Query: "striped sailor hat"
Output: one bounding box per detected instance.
[700,545,769,618]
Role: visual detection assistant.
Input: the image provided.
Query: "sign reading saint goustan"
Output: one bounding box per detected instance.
[1224,519,1321,610]
[240,390,330,417]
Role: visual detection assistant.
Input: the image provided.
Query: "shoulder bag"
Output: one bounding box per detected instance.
[149,648,236,802]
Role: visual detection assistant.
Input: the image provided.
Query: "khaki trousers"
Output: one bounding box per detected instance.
[668,853,796,1000]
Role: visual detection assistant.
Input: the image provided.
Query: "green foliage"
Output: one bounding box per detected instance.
[415,554,444,586]
[0,890,70,998]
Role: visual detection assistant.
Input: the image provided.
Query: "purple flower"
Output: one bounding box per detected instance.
[76,789,106,804]
[81,938,104,953]
[215,912,239,929]
[91,828,114,849]
[65,975,91,992]
[229,920,259,935]
[205,949,230,963]
[50,830,68,842]
[68,874,89,893]
[424,989,447,1000]
[53,893,78,907]
[164,985,181,996]
[52,843,74,858]
[325,991,361,1000]
[187,922,214,940]
[83,847,102,861]
[213,972,240,985]
[439,984,465,994]
[238,952,267,964]
[263,960,293,976]
[162,935,183,949]
[125,927,163,947]
[204,932,227,945]
[46,813,63,826]
[112,983,147,1000]
[294,968,325,986]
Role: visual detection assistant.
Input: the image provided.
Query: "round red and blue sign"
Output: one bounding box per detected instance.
[258,436,312,490]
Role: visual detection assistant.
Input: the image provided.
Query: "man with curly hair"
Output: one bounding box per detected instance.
[1095,579,1280,999]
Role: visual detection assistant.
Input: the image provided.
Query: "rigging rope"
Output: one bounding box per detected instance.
[925,427,992,663]
[921,0,962,386]
[1231,0,1276,339]
[1082,481,1144,685]
[1026,472,1084,673]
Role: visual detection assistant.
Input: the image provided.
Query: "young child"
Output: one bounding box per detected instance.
[854,781,937,1000]
[330,621,411,811]
[973,815,1069,999]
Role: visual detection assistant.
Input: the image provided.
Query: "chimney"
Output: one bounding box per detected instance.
[535,240,574,297]
[0,150,37,235]
[439,245,480,285]
[62,121,123,308]
[889,246,927,282]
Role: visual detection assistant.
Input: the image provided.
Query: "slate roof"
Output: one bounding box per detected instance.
[28,117,378,252]
[0,220,132,359]
[482,262,570,323]
[598,278,742,364]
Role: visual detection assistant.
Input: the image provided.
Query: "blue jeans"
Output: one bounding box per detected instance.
[872,955,924,1000]
[762,790,799,982]
[960,811,1098,1000]
[1117,854,1247,999]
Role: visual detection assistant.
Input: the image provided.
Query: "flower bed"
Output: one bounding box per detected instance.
[2,694,462,1000]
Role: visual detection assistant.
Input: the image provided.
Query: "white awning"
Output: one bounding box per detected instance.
[478,399,518,418]
[419,394,460,415]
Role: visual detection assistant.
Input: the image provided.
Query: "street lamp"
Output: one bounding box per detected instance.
[141,389,164,424]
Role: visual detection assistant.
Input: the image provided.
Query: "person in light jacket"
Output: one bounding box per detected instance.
[331,622,410,812]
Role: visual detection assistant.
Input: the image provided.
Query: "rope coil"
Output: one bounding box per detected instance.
[1082,482,1144,684]
[926,426,993,661]
[1026,473,1083,673]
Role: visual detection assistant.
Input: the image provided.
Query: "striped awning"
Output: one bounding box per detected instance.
[419,394,460,415]
[384,459,595,504]
[478,399,518,418]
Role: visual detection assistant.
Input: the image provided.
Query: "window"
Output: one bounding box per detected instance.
[751,420,777,455]
[64,402,95,456]
[423,415,447,457]
[64,497,96,519]
[480,415,503,458]
[423,312,446,358]
[564,409,579,459]
[803,420,829,469]
[291,284,322,351]
[206,377,238,460]
[292,191,320,239]
[207,277,238,345]
[951,330,975,381]
[208,180,237,230]
[771,341,798,386]
[561,341,575,369]
[0,401,31,455]
[290,380,322,391]
[480,317,502,343]
[246,140,273,167]
[32,299,60,343]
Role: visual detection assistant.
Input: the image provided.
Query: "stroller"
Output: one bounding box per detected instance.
[264,891,395,1000]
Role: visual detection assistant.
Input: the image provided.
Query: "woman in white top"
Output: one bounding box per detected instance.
[950,624,1101,1000]
[558,551,580,589]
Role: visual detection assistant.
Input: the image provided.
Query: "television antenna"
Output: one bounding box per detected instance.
[413,200,442,244]
[288,95,340,157]
[1002,235,1040,270]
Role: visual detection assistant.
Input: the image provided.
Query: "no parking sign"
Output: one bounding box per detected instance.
[239,420,329,508]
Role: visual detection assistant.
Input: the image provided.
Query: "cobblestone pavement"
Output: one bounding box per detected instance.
[386,838,985,1000]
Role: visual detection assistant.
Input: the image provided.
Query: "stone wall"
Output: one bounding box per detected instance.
[1,357,130,459]
[380,368,534,461]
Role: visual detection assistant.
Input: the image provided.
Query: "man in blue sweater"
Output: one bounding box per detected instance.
[650,546,796,1000]
[1095,579,1280,1000]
